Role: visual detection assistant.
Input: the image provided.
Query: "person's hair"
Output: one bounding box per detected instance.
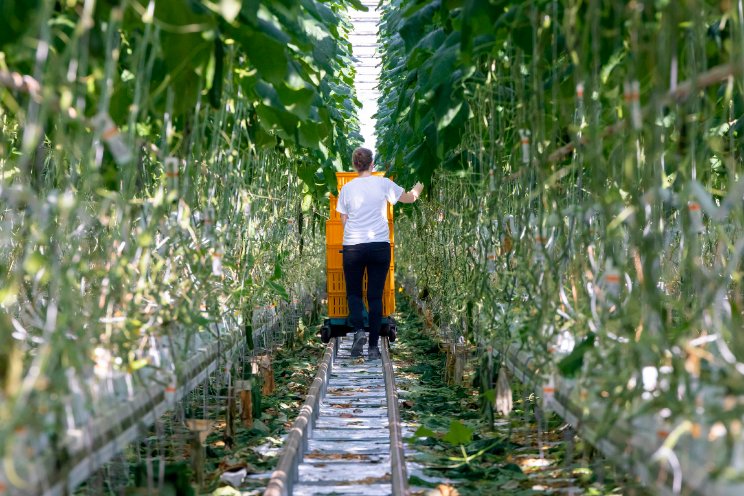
[352,147,374,172]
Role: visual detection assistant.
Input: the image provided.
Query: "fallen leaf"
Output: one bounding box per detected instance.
[431,484,459,496]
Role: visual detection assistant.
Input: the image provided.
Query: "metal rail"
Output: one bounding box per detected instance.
[264,339,335,496]
[265,334,409,496]
[382,339,410,496]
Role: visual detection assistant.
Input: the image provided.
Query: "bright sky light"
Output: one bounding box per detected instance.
[348,2,381,157]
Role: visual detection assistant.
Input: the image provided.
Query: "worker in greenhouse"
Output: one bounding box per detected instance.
[337,147,424,359]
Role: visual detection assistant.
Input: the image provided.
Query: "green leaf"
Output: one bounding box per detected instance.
[301,0,336,28]
[483,388,496,403]
[411,27,446,55]
[255,103,298,139]
[266,280,289,302]
[425,36,460,90]
[149,0,215,114]
[236,26,289,83]
[557,333,596,378]
[298,121,322,149]
[344,0,369,12]
[0,0,41,49]
[271,260,283,280]
[297,163,320,187]
[442,420,473,445]
[137,232,153,247]
[0,283,18,306]
[23,251,46,275]
[436,101,464,131]
[399,1,441,53]
[413,425,437,439]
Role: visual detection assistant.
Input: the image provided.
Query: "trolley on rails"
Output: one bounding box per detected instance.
[320,171,398,343]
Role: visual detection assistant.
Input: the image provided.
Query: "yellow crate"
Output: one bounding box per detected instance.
[326,245,344,270]
[329,196,341,221]
[326,220,344,245]
[327,244,395,270]
[328,292,349,317]
[335,171,374,189]
[361,270,394,291]
[326,172,397,318]
[327,269,346,293]
[329,268,393,295]
[383,288,396,315]
[326,220,392,245]
[327,288,396,318]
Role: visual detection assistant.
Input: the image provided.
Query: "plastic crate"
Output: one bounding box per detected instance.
[335,172,372,188]
[328,268,394,295]
[326,220,393,245]
[329,196,340,221]
[386,269,395,292]
[326,171,397,318]
[326,245,344,270]
[326,220,344,245]
[327,289,396,318]
[328,292,349,318]
[326,244,395,271]
[327,269,346,293]
[383,288,396,315]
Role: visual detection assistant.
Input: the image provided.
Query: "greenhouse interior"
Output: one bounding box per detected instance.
[2,0,744,495]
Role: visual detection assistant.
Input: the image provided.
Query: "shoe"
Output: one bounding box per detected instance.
[351,330,366,357]
[368,346,381,360]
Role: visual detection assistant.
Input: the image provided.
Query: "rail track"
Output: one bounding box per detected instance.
[265,334,408,496]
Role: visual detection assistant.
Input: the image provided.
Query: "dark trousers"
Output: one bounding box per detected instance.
[342,242,391,348]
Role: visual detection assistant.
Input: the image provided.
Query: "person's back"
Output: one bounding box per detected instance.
[338,176,400,246]
[337,147,423,360]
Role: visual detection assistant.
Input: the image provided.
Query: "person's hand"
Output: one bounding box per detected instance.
[412,182,424,198]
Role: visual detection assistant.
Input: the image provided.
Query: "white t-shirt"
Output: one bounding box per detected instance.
[336,176,405,245]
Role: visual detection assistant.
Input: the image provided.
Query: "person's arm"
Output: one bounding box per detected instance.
[397,182,424,204]
[336,186,348,225]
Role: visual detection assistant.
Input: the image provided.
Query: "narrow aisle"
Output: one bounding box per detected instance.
[348,1,381,149]
[292,334,392,496]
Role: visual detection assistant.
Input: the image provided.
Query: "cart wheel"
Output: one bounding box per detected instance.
[388,324,397,343]
[320,325,331,343]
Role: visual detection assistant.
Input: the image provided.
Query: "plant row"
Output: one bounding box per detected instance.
[381,0,744,489]
[0,0,365,491]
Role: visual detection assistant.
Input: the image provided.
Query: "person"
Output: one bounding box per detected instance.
[336,147,424,359]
